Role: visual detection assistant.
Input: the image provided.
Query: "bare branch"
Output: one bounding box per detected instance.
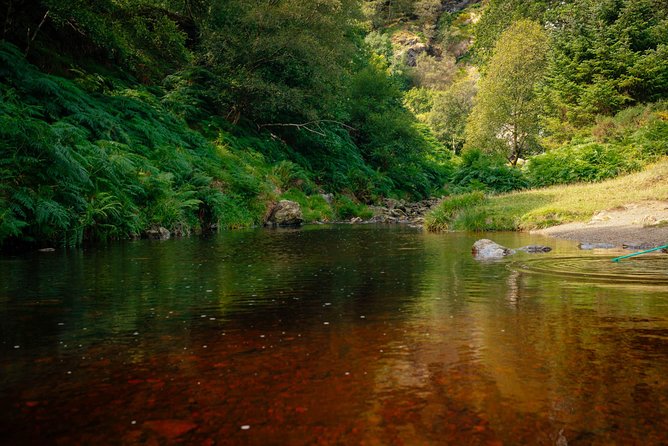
[259,120,356,137]
[25,10,49,56]
[259,122,326,137]
[66,19,86,36]
[3,0,13,40]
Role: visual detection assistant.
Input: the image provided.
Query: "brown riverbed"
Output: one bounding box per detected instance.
[2,226,668,445]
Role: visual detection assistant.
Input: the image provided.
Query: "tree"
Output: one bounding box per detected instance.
[199,0,360,124]
[412,52,457,90]
[16,0,194,78]
[361,0,414,29]
[429,76,477,153]
[473,0,557,65]
[540,0,668,131]
[465,20,549,165]
[414,0,442,40]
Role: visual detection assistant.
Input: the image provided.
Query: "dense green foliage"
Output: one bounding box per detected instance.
[0,0,454,248]
[199,0,358,124]
[472,0,557,65]
[2,0,668,245]
[528,103,668,186]
[449,150,529,194]
[0,41,267,245]
[541,0,668,133]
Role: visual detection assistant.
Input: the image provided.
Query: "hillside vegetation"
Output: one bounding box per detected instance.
[1,0,668,248]
[1,0,451,249]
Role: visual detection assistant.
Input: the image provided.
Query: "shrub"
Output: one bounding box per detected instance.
[268,160,315,194]
[333,195,373,220]
[0,42,273,247]
[424,191,486,231]
[527,142,644,187]
[532,102,668,188]
[450,150,529,194]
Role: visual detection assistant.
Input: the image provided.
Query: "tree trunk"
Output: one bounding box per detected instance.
[510,122,519,166]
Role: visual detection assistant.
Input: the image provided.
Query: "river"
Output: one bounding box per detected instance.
[2,225,668,445]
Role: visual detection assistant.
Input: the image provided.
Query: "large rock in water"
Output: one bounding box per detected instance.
[472,239,515,260]
[267,200,303,227]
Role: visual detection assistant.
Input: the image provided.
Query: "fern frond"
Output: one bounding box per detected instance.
[34,197,71,229]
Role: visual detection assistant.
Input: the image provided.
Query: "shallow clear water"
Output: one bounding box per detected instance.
[2,225,668,445]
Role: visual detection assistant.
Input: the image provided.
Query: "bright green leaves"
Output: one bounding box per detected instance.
[199,0,359,124]
[0,41,261,247]
[465,20,549,165]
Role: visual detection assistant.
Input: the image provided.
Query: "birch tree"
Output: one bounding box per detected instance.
[465,20,548,165]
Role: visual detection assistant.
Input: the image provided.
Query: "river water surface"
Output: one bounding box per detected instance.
[2,225,668,445]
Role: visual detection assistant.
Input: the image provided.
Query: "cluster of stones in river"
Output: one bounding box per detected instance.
[472,239,668,260]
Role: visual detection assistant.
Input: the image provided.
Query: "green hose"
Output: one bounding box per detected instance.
[611,245,668,262]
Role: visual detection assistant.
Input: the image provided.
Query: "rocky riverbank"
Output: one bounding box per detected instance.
[262,197,442,228]
[353,198,442,226]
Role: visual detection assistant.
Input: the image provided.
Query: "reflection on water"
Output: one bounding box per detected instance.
[2,226,668,445]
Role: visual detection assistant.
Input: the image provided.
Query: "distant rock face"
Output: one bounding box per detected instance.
[267,200,303,227]
[392,34,427,67]
[146,227,170,240]
[404,43,427,67]
[472,239,515,260]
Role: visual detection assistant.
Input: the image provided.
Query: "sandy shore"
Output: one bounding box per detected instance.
[533,201,668,247]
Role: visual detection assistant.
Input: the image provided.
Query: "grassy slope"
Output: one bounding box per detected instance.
[427,158,668,231]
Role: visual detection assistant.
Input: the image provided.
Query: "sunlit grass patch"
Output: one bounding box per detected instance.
[424,191,486,231]
[427,159,668,232]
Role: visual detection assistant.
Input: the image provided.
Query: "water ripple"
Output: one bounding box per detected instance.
[509,255,668,285]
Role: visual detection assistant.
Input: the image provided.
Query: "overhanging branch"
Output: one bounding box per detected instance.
[258,120,356,137]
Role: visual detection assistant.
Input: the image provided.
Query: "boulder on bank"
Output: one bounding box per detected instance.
[266,200,303,227]
[472,239,515,260]
[146,227,171,240]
